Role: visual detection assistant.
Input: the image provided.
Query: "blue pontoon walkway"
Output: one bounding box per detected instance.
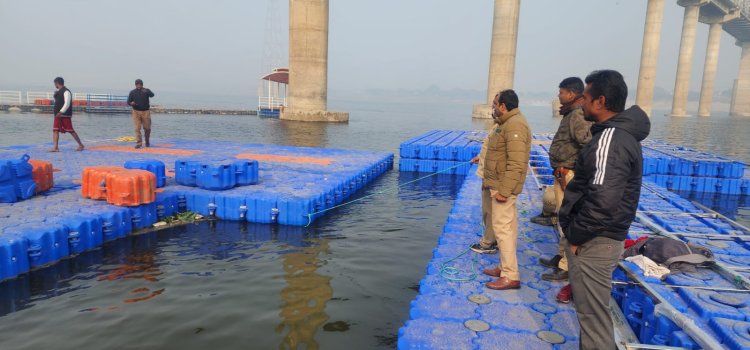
[398,131,750,350]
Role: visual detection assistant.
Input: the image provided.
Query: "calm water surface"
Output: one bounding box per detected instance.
[0,101,748,349]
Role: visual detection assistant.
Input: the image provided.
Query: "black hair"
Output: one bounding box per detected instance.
[54,77,64,85]
[559,77,584,95]
[584,70,627,113]
[497,89,519,111]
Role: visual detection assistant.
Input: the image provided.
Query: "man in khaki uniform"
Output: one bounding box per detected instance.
[535,77,593,284]
[470,90,531,290]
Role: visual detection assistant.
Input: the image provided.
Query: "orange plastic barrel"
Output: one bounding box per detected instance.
[28,160,54,193]
[81,166,125,200]
[105,169,156,206]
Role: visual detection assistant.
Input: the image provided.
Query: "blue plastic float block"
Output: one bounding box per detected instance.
[478,299,547,333]
[244,193,278,224]
[184,190,218,217]
[0,235,30,281]
[174,158,201,186]
[397,318,478,350]
[0,184,15,203]
[54,214,104,254]
[129,202,157,230]
[418,273,483,297]
[399,130,483,162]
[710,318,750,350]
[532,167,553,176]
[79,206,133,242]
[0,155,37,203]
[477,331,556,350]
[665,269,738,289]
[700,218,738,235]
[686,238,750,256]
[620,284,651,336]
[154,192,179,220]
[679,289,750,321]
[215,194,248,221]
[399,130,443,159]
[661,224,717,236]
[232,160,259,186]
[423,130,466,160]
[668,331,699,349]
[646,174,744,194]
[5,224,69,268]
[537,175,555,186]
[0,160,13,182]
[124,159,167,188]
[714,254,750,269]
[408,294,478,321]
[276,195,320,226]
[7,154,33,178]
[398,158,472,175]
[197,161,237,190]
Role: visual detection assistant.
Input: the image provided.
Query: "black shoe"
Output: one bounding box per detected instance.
[530,215,554,226]
[135,144,142,149]
[539,255,562,269]
[542,268,569,282]
[145,143,151,148]
[470,243,498,254]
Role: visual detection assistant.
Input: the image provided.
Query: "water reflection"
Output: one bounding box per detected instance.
[0,221,327,319]
[275,120,329,148]
[276,239,332,350]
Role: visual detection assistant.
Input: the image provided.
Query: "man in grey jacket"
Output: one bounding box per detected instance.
[534,77,592,283]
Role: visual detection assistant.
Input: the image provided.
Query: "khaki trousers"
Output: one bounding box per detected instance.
[480,188,520,281]
[554,169,575,271]
[132,110,152,146]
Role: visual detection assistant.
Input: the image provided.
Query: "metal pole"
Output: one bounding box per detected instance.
[691,200,750,232]
[528,163,543,190]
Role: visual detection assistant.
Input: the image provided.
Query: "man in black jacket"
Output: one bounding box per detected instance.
[559,70,650,350]
[128,79,155,149]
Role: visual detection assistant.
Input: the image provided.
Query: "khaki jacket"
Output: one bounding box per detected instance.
[549,107,592,169]
[480,108,532,197]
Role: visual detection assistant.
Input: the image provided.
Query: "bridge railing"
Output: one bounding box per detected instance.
[258,96,286,109]
[85,93,130,113]
[26,91,53,104]
[0,91,22,105]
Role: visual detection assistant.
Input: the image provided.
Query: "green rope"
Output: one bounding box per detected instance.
[304,161,472,227]
[439,247,480,281]
[440,224,486,281]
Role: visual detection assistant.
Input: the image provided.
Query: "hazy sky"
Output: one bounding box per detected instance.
[0,0,742,98]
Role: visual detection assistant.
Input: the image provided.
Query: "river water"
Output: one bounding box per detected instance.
[0,101,748,349]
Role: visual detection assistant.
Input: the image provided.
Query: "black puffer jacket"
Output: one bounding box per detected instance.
[559,106,651,245]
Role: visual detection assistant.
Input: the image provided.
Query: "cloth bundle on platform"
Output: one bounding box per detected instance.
[622,236,715,275]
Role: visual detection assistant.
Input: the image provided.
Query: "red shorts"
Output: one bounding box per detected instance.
[53,116,75,133]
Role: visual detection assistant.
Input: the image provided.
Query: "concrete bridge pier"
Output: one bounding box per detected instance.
[697,10,738,117]
[636,0,666,117]
[698,22,724,117]
[731,41,750,116]
[282,0,348,123]
[472,0,521,119]
[670,0,707,117]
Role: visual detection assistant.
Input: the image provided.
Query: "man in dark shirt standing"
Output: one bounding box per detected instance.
[559,70,650,349]
[50,77,85,152]
[127,79,155,149]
